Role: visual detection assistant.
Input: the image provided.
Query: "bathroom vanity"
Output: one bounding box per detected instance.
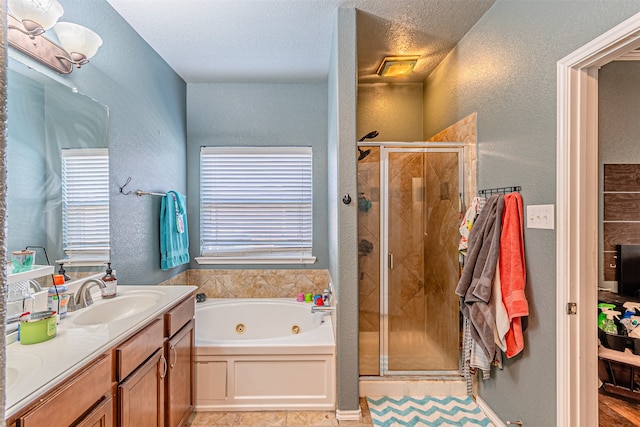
[4,285,196,427]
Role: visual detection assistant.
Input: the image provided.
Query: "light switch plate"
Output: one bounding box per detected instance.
[527,204,555,229]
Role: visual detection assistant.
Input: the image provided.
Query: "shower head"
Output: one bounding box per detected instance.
[358,147,371,161]
[358,130,379,142]
[357,130,378,161]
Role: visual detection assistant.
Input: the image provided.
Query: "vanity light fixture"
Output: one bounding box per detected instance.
[7,0,102,75]
[53,22,103,68]
[7,0,63,37]
[376,55,420,77]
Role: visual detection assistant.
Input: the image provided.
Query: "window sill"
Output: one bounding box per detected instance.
[56,258,109,268]
[195,256,317,265]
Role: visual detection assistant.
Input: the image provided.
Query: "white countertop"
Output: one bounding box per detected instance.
[5,284,197,419]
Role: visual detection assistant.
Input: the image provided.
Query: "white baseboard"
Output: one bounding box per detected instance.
[335,408,361,421]
[475,396,507,427]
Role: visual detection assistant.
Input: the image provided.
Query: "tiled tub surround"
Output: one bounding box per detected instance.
[161,269,332,299]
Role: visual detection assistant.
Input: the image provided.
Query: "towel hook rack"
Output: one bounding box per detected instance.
[478,186,521,197]
[119,177,169,197]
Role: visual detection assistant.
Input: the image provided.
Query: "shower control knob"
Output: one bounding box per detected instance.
[342,194,352,205]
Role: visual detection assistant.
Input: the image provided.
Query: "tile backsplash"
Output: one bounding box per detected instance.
[160,269,331,299]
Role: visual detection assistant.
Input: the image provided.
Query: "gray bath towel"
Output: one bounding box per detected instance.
[455,193,504,360]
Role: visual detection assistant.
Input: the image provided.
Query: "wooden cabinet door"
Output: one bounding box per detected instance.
[16,353,112,427]
[165,320,194,427]
[75,395,114,427]
[118,349,165,427]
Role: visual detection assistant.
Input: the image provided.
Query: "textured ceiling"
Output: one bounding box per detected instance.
[106,0,495,84]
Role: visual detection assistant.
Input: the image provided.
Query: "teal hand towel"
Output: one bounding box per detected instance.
[160,190,189,270]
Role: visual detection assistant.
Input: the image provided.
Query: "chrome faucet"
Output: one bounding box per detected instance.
[311,305,335,313]
[312,288,334,313]
[73,278,107,310]
[28,279,43,293]
[322,288,332,305]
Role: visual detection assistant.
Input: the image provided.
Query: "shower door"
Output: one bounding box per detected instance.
[380,147,463,375]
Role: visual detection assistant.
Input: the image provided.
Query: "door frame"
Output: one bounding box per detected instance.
[378,143,464,376]
[556,11,640,427]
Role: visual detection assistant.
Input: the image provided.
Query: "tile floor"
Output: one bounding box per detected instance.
[187,398,373,427]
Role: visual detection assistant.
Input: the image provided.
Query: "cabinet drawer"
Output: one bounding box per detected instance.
[116,318,164,381]
[165,296,194,338]
[18,352,112,427]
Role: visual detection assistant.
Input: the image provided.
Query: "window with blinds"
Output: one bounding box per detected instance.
[198,146,315,264]
[61,148,110,265]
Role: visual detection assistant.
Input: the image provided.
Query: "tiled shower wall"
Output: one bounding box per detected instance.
[358,147,381,375]
[427,112,477,208]
[357,113,477,375]
[160,269,331,299]
[423,151,462,370]
[358,147,381,333]
[387,151,426,337]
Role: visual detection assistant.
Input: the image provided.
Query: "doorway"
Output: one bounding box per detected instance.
[557,11,640,427]
[358,143,463,377]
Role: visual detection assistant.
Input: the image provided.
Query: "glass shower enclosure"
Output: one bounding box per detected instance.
[358,143,463,376]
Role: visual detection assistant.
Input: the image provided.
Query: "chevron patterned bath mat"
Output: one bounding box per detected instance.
[366,396,494,427]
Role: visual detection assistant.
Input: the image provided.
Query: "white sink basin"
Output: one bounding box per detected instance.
[70,291,163,326]
[6,352,44,391]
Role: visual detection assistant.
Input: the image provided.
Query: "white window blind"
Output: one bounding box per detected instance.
[61,148,110,264]
[198,146,315,264]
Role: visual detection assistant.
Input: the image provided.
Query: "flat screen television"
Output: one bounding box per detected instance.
[617,244,640,298]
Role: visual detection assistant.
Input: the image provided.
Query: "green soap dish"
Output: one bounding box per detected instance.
[19,311,57,345]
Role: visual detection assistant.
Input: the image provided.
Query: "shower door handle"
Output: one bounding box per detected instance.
[388,253,394,269]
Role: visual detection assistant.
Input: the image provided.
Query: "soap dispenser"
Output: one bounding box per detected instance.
[101,263,117,299]
[58,263,71,282]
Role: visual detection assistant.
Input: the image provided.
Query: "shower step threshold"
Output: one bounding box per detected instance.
[359,376,466,397]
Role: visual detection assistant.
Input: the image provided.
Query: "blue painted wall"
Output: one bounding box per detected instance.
[423,1,640,424]
[9,0,188,284]
[328,7,359,413]
[186,83,329,269]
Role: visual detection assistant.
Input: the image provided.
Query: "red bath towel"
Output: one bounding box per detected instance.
[500,192,528,358]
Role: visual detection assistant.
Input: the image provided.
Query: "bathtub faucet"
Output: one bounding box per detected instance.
[311,305,335,314]
[322,288,332,305]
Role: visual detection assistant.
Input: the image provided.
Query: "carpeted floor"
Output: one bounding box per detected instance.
[366,396,493,427]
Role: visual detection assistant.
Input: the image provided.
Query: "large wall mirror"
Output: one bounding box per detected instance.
[7,57,109,280]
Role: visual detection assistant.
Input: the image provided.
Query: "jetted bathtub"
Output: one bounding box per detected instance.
[194,298,336,411]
